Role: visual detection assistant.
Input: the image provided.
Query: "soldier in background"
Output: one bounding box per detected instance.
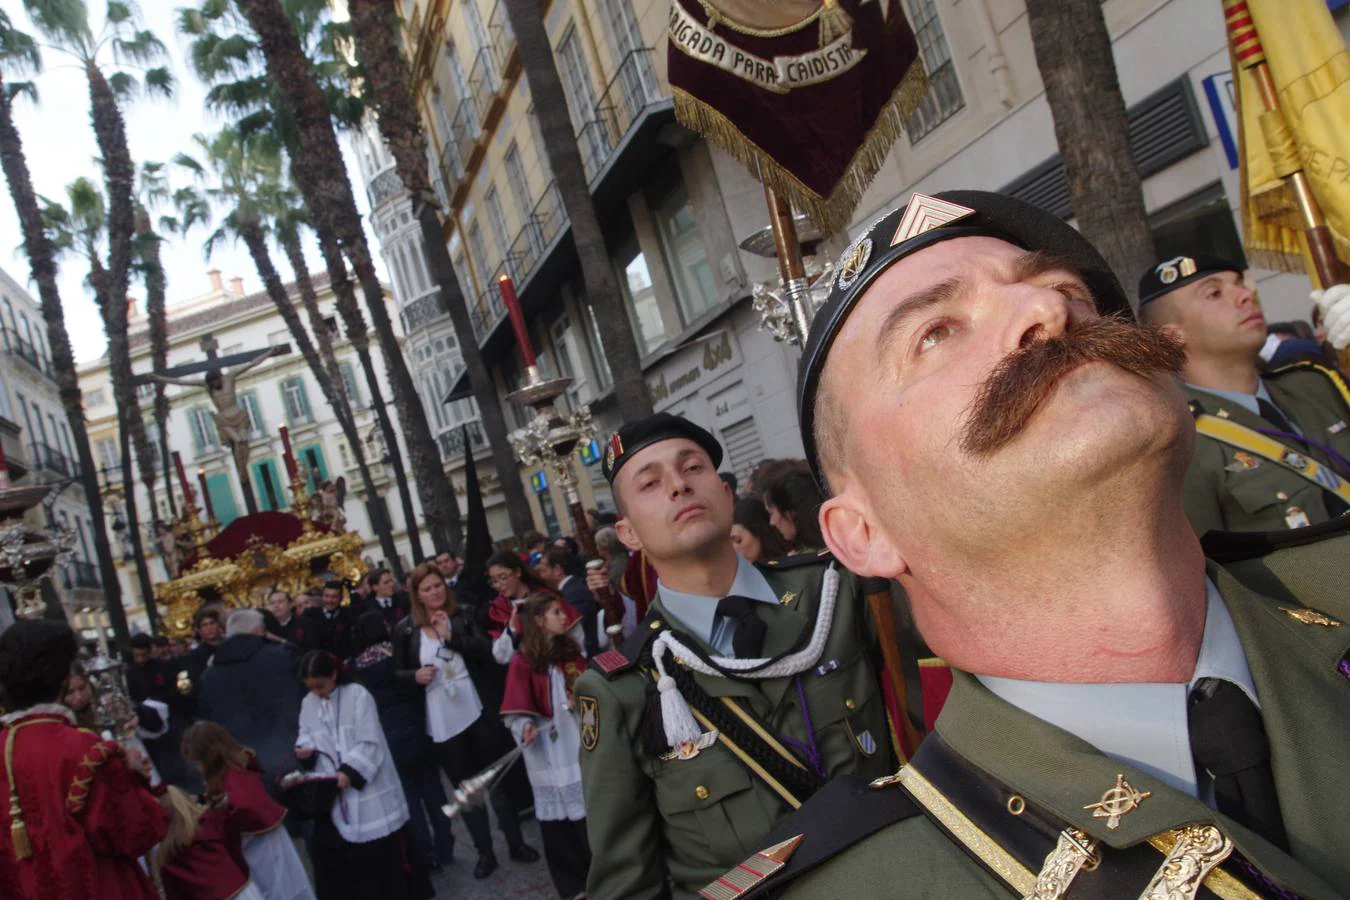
[1137,256,1350,534]
[710,191,1350,898]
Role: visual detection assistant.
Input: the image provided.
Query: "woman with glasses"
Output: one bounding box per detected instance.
[484,551,585,666]
[392,562,541,880]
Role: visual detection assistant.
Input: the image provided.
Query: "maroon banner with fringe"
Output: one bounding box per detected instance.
[667,0,924,232]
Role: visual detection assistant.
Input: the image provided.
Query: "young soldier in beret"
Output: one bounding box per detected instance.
[1136,256,1350,535]
[708,191,1350,899]
[572,413,898,899]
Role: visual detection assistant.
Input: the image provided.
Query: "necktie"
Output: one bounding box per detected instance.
[1256,398,1297,435]
[380,598,390,610]
[1188,678,1289,850]
[714,595,767,658]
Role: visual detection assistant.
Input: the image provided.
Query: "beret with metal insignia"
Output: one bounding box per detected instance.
[601,412,723,484]
[797,190,1133,486]
[1137,254,1244,307]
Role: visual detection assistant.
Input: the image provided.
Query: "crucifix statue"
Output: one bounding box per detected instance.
[140,334,289,517]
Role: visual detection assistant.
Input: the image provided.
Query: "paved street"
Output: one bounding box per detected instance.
[429,816,557,899]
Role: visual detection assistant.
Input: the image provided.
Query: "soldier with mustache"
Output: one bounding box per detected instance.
[702,191,1350,900]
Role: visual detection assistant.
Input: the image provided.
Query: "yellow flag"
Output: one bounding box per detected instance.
[1225,0,1350,279]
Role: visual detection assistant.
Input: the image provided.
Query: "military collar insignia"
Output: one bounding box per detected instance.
[890,193,976,247]
[1278,606,1342,627]
[578,695,599,751]
[661,729,718,761]
[1225,451,1261,472]
[779,590,798,606]
[698,834,804,899]
[1083,774,1151,830]
[1154,256,1197,285]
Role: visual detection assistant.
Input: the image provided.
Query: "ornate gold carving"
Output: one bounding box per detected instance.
[1022,828,1099,900]
[1142,824,1233,900]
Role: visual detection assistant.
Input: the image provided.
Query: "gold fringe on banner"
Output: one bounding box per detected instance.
[673,62,928,233]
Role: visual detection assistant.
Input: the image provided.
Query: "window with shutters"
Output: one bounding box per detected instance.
[280,377,313,425]
[905,0,964,142]
[340,362,362,407]
[240,391,264,437]
[96,437,121,481]
[720,417,765,485]
[485,186,511,261]
[189,407,220,454]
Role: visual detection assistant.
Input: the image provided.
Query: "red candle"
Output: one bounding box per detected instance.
[279,425,298,480]
[497,275,537,369]
[197,468,215,520]
[173,451,192,498]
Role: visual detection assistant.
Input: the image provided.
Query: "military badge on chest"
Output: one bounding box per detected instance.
[578,696,599,751]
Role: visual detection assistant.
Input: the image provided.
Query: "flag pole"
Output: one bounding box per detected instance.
[1223,0,1350,368]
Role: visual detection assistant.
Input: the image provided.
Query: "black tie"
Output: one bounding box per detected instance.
[380,598,390,610]
[1188,678,1289,850]
[1256,398,1297,435]
[714,595,767,658]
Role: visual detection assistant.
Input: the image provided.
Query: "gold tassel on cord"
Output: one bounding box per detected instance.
[10,804,31,860]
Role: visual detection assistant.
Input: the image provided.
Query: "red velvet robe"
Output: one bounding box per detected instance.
[621,549,659,620]
[486,589,581,641]
[500,653,589,719]
[159,804,250,900]
[219,756,287,835]
[0,708,168,900]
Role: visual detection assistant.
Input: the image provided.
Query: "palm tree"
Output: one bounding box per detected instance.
[345,0,537,538]
[0,10,130,643]
[173,128,408,572]
[187,0,460,554]
[40,179,159,633]
[500,0,652,422]
[135,161,177,519]
[180,0,453,553]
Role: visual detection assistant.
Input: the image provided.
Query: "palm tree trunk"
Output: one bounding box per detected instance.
[345,0,534,540]
[237,0,456,555]
[250,222,405,575]
[316,223,424,565]
[138,207,177,518]
[117,420,157,633]
[502,0,652,422]
[1025,0,1156,290]
[0,77,128,647]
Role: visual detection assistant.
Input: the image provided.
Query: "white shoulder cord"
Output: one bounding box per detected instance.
[648,564,840,750]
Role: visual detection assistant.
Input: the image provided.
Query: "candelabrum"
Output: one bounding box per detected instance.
[0,484,77,619]
[505,369,598,511]
[740,209,834,345]
[83,649,139,739]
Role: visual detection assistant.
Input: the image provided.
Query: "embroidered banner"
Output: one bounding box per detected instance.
[667,0,925,231]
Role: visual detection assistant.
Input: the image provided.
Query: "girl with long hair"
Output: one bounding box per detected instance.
[761,469,826,553]
[180,722,314,900]
[153,785,260,900]
[391,563,540,880]
[731,496,792,563]
[500,593,592,899]
[294,651,427,900]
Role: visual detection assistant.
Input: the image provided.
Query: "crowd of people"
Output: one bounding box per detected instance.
[3,188,1350,900]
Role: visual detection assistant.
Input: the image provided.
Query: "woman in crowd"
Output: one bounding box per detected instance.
[346,612,455,870]
[294,651,426,900]
[593,526,628,593]
[392,562,540,880]
[731,496,792,563]
[761,468,826,554]
[500,593,592,900]
[180,721,314,900]
[154,785,260,900]
[485,551,585,664]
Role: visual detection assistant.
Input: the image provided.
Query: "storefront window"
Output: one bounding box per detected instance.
[651,179,720,324]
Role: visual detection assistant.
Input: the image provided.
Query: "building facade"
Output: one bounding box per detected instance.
[78,270,426,631]
[0,266,101,633]
[349,0,1347,543]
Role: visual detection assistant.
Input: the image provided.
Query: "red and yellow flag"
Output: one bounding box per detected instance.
[1224,0,1350,277]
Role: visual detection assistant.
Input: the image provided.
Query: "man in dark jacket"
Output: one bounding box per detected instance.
[301,580,358,659]
[355,568,410,629]
[197,608,304,800]
[537,546,601,656]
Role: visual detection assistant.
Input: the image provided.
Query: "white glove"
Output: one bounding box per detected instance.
[1312,284,1350,350]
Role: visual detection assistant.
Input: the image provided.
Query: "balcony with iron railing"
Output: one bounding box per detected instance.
[577,48,661,183]
[0,327,54,379]
[366,167,405,209]
[466,46,501,128]
[30,441,72,478]
[469,261,512,341]
[486,2,515,78]
[507,181,565,281]
[437,419,486,459]
[451,97,479,174]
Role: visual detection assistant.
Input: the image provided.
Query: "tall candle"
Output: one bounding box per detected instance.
[279,425,298,479]
[197,468,215,520]
[497,275,537,369]
[173,451,192,498]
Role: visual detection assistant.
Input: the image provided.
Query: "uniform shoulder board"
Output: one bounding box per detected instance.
[757,548,834,571]
[591,649,631,676]
[1201,514,1350,563]
[1265,361,1350,401]
[591,609,664,679]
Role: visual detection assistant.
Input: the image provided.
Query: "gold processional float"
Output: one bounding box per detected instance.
[153,426,366,638]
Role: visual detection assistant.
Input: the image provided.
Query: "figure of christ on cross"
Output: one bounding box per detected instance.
[143,335,288,516]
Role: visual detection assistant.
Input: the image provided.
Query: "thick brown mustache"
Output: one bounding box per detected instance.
[961,316,1186,456]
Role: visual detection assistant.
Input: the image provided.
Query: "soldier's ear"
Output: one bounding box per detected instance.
[614,517,643,554]
[819,492,906,578]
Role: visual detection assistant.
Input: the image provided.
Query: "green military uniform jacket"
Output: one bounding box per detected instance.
[1183,363,1350,535]
[575,556,894,900]
[721,526,1350,899]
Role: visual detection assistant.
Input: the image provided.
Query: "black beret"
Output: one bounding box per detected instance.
[602,412,723,484]
[1137,255,1244,306]
[797,190,1132,485]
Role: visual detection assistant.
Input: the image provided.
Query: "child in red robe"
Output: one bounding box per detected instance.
[500,593,592,900]
[154,785,261,900]
[0,619,168,900]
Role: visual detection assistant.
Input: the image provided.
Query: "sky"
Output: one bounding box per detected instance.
[0,0,380,365]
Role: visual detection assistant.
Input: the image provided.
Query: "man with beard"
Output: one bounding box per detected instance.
[573,413,899,900]
[705,191,1350,899]
[1135,257,1350,535]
